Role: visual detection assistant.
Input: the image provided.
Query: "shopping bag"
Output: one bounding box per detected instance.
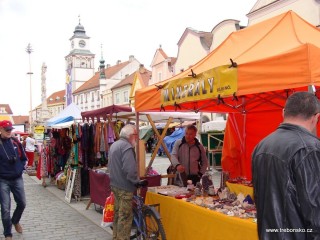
[101,192,114,227]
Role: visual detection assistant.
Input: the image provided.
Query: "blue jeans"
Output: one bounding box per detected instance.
[0,176,26,237]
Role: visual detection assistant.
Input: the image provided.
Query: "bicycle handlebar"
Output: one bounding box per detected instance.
[135,179,148,188]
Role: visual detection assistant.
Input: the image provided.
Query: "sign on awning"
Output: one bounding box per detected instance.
[161,65,237,106]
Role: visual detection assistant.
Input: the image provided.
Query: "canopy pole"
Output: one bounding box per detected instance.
[135,112,141,177]
[145,115,173,176]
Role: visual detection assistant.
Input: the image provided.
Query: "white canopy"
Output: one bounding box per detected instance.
[46,103,81,126]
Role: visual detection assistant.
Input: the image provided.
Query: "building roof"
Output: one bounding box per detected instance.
[111,72,135,90]
[158,48,168,59]
[137,68,152,87]
[12,115,29,125]
[47,90,65,106]
[177,27,213,50]
[36,90,65,108]
[73,60,131,94]
[73,71,100,94]
[0,104,13,114]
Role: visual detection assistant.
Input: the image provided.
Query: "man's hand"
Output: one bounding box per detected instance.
[135,179,148,188]
[176,165,185,173]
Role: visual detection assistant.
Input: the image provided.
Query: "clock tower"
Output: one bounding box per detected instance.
[65,19,95,105]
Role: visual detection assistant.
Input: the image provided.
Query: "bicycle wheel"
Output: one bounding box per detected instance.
[143,207,166,240]
[130,208,141,239]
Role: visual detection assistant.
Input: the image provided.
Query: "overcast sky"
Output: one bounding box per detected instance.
[0,0,256,115]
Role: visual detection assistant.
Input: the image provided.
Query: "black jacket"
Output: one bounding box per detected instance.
[252,123,320,240]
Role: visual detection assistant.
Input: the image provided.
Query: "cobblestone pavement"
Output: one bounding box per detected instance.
[0,174,113,240]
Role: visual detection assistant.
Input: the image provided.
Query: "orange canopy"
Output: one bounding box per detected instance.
[135,11,320,113]
[135,11,320,180]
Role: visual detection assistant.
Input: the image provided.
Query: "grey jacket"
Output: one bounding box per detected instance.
[109,138,139,192]
[171,138,208,176]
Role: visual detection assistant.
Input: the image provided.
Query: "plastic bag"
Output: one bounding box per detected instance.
[101,192,114,227]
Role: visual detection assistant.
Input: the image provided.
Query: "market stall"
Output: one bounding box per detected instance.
[46,102,81,127]
[146,191,257,240]
[135,10,320,181]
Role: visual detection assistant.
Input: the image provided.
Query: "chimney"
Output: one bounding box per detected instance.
[116,60,121,65]
[106,64,111,68]
[139,64,146,74]
[129,55,134,62]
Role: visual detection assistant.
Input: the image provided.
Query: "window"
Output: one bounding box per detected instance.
[97,91,100,101]
[91,92,94,102]
[76,58,81,68]
[124,91,129,103]
[115,93,120,104]
[81,95,83,104]
[158,72,162,82]
[85,93,88,103]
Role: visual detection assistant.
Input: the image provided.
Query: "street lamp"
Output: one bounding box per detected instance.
[26,43,33,132]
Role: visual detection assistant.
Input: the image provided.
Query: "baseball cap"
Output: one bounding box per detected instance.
[0,120,14,131]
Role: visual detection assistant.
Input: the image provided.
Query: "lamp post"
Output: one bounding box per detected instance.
[26,43,33,132]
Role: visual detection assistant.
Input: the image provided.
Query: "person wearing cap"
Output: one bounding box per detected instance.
[0,120,27,240]
[25,133,36,168]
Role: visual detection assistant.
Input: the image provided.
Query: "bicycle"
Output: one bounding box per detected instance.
[111,180,167,240]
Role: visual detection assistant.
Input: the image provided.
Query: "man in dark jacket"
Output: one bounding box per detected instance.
[0,120,27,240]
[252,91,320,240]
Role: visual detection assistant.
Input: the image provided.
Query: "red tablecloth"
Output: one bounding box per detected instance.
[89,170,111,206]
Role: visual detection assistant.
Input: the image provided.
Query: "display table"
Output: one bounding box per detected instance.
[86,169,111,209]
[226,182,254,199]
[145,191,258,240]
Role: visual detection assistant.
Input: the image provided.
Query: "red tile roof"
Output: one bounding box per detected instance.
[137,68,152,87]
[0,104,13,114]
[12,115,29,124]
[36,90,65,108]
[111,72,135,90]
[47,90,65,105]
[74,61,131,94]
[73,72,100,94]
[158,48,168,59]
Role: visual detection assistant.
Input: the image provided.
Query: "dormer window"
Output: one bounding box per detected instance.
[56,96,60,101]
[49,98,53,101]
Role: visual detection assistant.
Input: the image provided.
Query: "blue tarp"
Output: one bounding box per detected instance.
[160,128,185,153]
[47,116,75,126]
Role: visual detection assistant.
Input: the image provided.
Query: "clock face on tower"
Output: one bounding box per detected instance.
[79,40,86,48]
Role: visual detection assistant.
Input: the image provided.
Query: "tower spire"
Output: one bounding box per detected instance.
[99,43,106,79]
